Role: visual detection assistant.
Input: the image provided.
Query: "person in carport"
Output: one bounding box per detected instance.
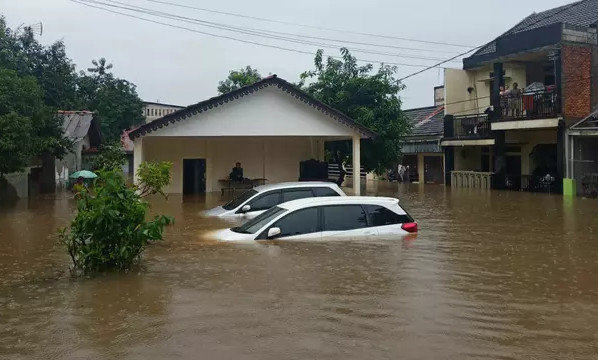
[229,162,244,182]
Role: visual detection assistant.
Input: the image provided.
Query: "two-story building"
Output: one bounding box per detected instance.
[142,101,185,123]
[441,1,598,194]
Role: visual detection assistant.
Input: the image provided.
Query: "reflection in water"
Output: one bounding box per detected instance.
[1,183,598,359]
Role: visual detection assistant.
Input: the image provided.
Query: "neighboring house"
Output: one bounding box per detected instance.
[142,101,185,123]
[567,109,598,196]
[55,111,102,188]
[441,0,598,194]
[402,105,445,184]
[129,75,375,195]
[120,127,135,176]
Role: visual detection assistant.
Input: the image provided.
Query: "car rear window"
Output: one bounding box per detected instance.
[323,205,368,231]
[313,187,340,197]
[282,189,314,202]
[364,205,413,226]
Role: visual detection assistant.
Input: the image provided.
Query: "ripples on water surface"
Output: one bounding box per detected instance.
[1,183,597,359]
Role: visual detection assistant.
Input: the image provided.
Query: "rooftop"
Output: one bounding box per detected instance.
[470,0,598,59]
[403,105,445,138]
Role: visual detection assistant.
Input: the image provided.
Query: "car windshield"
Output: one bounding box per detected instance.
[222,189,258,210]
[232,206,287,234]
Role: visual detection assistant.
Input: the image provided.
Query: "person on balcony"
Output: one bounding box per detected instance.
[507,82,522,118]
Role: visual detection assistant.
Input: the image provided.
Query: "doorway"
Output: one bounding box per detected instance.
[183,159,206,194]
[424,156,444,184]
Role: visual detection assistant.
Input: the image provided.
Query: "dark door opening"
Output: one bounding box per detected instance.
[505,155,522,190]
[183,159,206,194]
[424,156,444,184]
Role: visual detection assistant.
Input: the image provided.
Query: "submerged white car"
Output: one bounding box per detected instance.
[203,182,345,218]
[214,196,417,242]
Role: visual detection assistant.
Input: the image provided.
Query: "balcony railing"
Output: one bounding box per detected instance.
[498,89,559,121]
[451,171,493,189]
[452,114,491,139]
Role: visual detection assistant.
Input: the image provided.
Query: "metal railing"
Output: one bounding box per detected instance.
[451,171,494,189]
[452,114,491,139]
[499,90,560,121]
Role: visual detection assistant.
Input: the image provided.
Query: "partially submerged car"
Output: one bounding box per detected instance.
[214,196,417,242]
[203,182,345,218]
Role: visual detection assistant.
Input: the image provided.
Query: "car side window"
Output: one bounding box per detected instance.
[269,207,320,238]
[247,191,281,211]
[314,187,340,197]
[364,205,411,226]
[282,189,315,202]
[323,205,368,231]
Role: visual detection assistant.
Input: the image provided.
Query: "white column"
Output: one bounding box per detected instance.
[352,135,361,195]
[133,138,144,185]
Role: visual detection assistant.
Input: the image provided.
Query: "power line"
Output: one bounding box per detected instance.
[78,0,462,63]
[101,0,464,55]
[71,0,448,69]
[397,1,583,82]
[138,0,476,48]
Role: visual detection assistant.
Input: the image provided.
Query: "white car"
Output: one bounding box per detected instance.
[203,182,345,218]
[214,196,417,242]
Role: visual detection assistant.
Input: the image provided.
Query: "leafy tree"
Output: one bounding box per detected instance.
[92,142,127,171]
[59,162,174,275]
[300,48,410,174]
[78,59,145,140]
[0,112,32,177]
[87,57,113,78]
[217,65,262,94]
[1,17,145,141]
[0,68,71,177]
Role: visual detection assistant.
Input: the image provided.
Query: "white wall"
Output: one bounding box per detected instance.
[143,137,325,193]
[147,87,359,138]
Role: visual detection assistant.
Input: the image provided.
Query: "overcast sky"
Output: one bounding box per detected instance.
[1,0,573,109]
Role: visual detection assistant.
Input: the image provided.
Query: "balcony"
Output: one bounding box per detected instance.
[452,114,491,138]
[497,87,560,122]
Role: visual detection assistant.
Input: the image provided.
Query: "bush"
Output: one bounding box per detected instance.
[59,162,173,275]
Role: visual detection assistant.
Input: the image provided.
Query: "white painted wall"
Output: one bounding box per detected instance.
[146,87,359,138]
[142,137,325,193]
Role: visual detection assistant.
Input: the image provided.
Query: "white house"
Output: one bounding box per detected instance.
[129,75,375,195]
[55,111,102,188]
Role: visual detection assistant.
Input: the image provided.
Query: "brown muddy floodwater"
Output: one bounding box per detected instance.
[1,182,598,359]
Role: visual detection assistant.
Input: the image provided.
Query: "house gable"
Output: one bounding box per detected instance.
[130,76,374,139]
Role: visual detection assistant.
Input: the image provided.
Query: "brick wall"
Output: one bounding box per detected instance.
[562,45,591,119]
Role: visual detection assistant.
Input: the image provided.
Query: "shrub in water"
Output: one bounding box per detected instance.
[59,163,173,274]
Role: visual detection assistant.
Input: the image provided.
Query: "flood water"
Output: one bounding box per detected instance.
[1,182,598,359]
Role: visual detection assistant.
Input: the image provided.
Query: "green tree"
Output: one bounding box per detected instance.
[0,68,70,177]
[92,142,127,171]
[59,162,174,275]
[78,60,145,140]
[217,65,262,94]
[300,48,410,174]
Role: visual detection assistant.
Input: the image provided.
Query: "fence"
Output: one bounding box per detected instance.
[451,171,493,189]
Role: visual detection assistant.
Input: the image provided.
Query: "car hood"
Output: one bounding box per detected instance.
[202,206,229,217]
[212,228,256,242]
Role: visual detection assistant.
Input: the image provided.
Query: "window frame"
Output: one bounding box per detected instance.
[257,206,322,240]
[236,190,282,213]
[281,187,317,202]
[313,186,341,197]
[362,204,412,227]
[320,204,371,232]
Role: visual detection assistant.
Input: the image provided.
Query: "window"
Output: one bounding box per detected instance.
[314,187,340,197]
[247,191,281,211]
[323,205,367,231]
[267,207,319,238]
[282,189,314,202]
[223,189,257,210]
[364,205,412,227]
[232,206,287,234]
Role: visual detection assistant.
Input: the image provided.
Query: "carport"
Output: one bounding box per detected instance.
[129,76,375,195]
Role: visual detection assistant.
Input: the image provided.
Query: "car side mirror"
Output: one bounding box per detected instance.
[267,227,281,239]
[241,204,251,213]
